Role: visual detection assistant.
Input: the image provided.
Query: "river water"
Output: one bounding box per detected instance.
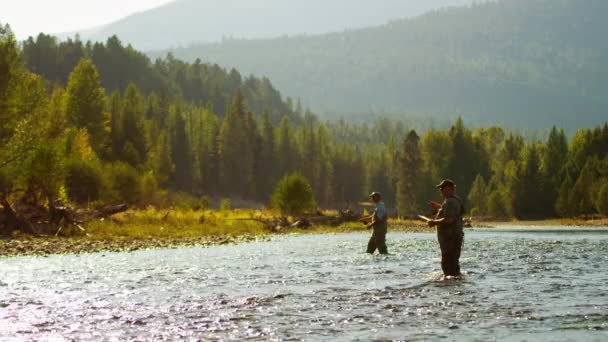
[1,227,607,341]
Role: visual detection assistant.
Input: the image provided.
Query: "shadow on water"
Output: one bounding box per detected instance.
[1,228,608,340]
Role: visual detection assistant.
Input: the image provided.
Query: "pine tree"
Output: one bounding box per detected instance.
[468,174,488,216]
[121,83,147,165]
[570,159,599,215]
[517,145,544,219]
[316,124,334,208]
[397,130,425,216]
[447,117,477,194]
[0,24,24,142]
[257,112,276,198]
[243,110,260,198]
[64,59,106,151]
[421,128,452,182]
[108,91,123,159]
[596,181,608,216]
[169,106,192,191]
[276,116,296,178]
[542,126,568,215]
[218,90,252,196]
[555,176,573,217]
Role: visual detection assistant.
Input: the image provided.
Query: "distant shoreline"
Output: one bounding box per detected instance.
[1,216,606,258]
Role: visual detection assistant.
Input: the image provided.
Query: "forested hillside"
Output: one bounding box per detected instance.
[20,34,296,123]
[162,0,608,129]
[2,24,607,220]
[75,0,472,50]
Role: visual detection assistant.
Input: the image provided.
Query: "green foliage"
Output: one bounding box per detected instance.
[104,162,141,204]
[516,145,545,219]
[64,59,106,150]
[22,140,67,202]
[139,172,159,206]
[120,83,147,164]
[487,190,509,219]
[198,196,210,210]
[3,23,608,221]
[65,159,104,204]
[596,182,608,216]
[0,24,23,143]
[218,91,255,195]
[468,175,488,216]
[21,34,297,123]
[220,199,232,211]
[169,106,193,191]
[396,130,426,215]
[272,173,316,215]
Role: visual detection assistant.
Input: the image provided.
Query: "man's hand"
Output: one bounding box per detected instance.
[359,215,374,225]
[429,201,442,210]
[427,220,437,227]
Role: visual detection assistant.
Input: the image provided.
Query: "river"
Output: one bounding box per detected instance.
[1,227,607,341]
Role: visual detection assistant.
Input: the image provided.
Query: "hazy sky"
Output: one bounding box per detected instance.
[1,0,174,38]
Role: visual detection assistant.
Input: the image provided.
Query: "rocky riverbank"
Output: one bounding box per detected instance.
[0,235,268,258]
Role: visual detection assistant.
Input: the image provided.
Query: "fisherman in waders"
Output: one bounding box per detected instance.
[359,192,389,255]
[427,179,465,277]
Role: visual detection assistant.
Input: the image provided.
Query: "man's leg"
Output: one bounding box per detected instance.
[375,228,388,255]
[367,232,377,254]
[439,240,450,275]
[443,236,462,276]
[452,233,464,276]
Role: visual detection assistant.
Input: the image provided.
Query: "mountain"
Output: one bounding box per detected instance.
[78,0,472,50]
[157,0,608,129]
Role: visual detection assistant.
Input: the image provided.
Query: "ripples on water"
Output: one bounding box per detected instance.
[1,228,608,341]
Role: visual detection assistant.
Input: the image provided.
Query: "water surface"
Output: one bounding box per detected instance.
[1,227,607,341]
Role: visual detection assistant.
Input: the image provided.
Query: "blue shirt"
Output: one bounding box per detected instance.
[374,201,387,221]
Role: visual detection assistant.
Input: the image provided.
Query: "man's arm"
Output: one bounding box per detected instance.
[359,214,372,222]
[428,199,457,227]
[365,217,377,229]
[429,201,442,210]
[428,216,455,227]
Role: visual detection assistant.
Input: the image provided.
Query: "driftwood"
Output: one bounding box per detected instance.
[0,199,128,237]
[93,204,128,218]
[290,218,312,228]
[231,217,290,232]
[308,210,362,227]
[0,197,34,236]
[231,210,362,232]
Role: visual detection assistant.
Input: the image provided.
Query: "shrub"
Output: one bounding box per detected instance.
[596,182,608,216]
[65,159,103,204]
[139,172,159,206]
[487,190,509,219]
[199,196,210,210]
[220,198,232,211]
[104,162,141,204]
[271,173,316,215]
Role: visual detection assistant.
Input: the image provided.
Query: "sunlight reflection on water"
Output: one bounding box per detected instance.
[1,227,608,340]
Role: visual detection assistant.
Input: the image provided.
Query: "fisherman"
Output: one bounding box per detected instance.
[359,192,389,255]
[427,179,465,277]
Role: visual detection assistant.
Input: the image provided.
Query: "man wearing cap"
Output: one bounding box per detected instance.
[359,192,389,255]
[427,179,465,277]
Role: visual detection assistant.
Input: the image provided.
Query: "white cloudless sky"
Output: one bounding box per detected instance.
[1,0,174,38]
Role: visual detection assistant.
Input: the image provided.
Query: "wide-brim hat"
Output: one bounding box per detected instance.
[436,179,456,189]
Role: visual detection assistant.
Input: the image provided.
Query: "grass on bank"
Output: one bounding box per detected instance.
[85,208,272,241]
[83,208,436,241]
[15,207,605,242]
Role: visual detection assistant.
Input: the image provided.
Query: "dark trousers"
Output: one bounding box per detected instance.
[438,232,464,276]
[367,226,388,255]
